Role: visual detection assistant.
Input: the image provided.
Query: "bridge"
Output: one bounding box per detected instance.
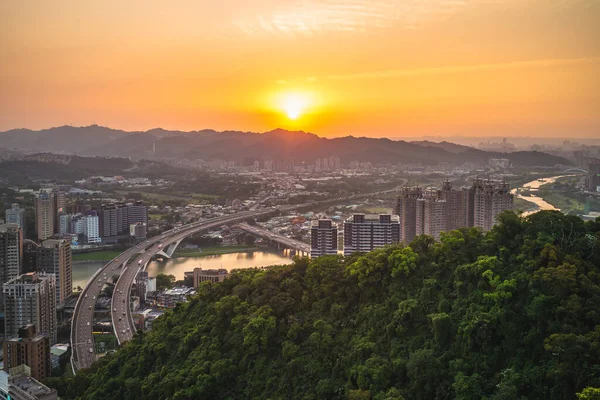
[71,210,269,372]
[237,222,310,255]
[562,168,588,174]
[71,180,407,373]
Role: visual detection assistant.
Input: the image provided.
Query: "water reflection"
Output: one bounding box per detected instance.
[72,250,294,287]
[511,175,573,217]
[146,250,293,279]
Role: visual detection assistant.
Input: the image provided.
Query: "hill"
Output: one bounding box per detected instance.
[0,126,570,167]
[0,154,187,185]
[47,211,600,399]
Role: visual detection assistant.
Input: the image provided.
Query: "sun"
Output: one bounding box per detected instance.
[280,93,310,120]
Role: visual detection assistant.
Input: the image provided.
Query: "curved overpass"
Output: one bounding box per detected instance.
[71,210,265,371]
[71,180,407,372]
[111,211,271,345]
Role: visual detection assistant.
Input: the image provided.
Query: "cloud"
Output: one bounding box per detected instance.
[234,0,474,37]
[326,56,600,80]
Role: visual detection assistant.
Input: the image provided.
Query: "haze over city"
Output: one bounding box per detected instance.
[2,0,599,138]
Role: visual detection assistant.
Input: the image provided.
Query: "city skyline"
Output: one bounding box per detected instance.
[2,0,599,138]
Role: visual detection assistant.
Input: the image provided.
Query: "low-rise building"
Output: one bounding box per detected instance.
[0,364,57,400]
[155,287,196,308]
[193,268,229,287]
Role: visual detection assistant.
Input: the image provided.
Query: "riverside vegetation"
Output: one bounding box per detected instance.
[47,211,600,399]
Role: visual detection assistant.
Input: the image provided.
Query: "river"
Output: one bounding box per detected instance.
[72,250,294,289]
[511,175,573,217]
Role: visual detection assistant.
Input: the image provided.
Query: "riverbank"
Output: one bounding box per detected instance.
[512,174,577,216]
[73,245,258,262]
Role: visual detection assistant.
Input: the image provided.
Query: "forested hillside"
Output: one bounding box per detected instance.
[48,211,600,399]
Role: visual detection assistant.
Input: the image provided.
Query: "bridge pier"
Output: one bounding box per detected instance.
[157,238,183,259]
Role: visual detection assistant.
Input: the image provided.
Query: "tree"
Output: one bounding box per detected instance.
[155,274,176,291]
[244,234,256,246]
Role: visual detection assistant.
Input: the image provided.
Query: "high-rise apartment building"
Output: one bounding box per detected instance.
[440,181,466,231]
[34,192,55,242]
[37,240,72,307]
[395,187,423,244]
[2,325,52,381]
[470,179,514,231]
[416,193,448,240]
[5,204,26,239]
[98,205,118,238]
[343,214,400,256]
[82,212,100,244]
[97,202,147,239]
[54,192,65,234]
[310,219,338,257]
[3,273,57,345]
[22,241,38,274]
[396,179,513,242]
[0,224,23,307]
[127,201,148,226]
[587,159,600,192]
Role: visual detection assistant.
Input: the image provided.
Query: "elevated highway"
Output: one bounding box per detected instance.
[71,210,266,371]
[237,222,310,255]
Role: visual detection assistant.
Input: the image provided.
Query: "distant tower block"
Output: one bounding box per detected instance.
[153,142,156,153]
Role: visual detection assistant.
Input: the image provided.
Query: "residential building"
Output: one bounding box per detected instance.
[0,224,23,307]
[22,241,38,274]
[416,194,448,240]
[440,181,467,231]
[343,214,400,256]
[0,364,58,400]
[155,287,196,308]
[193,268,229,287]
[34,192,55,241]
[129,222,147,240]
[127,201,148,226]
[5,204,26,238]
[82,212,100,244]
[67,201,91,215]
[37,239,72,307]
[395,187,423,244]
[97,205,118,238]
[3,273,57,344]
[310,219,338,257]
[58,214,72,235]
[470,178,514,231]
[588,160,600,192]
[2,325,52,382]
[136,271,148,303]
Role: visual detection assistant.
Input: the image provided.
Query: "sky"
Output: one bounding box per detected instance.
[1,0,599,138]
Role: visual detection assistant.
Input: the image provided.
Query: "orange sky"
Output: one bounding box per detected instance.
[1,0,599,138]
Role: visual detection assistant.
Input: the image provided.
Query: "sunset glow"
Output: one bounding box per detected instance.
[0,0,598,137]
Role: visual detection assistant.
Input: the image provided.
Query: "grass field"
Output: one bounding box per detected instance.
[73,251,123,262]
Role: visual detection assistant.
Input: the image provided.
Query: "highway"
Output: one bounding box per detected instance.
[71,210,265,371]
[237,222,310,254]
[111,212,268,344]
[71,180,407,372]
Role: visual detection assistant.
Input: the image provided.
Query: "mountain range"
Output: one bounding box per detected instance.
[0,125,570,167]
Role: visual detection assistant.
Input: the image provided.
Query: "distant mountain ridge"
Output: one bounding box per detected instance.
[0,125,570,167]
